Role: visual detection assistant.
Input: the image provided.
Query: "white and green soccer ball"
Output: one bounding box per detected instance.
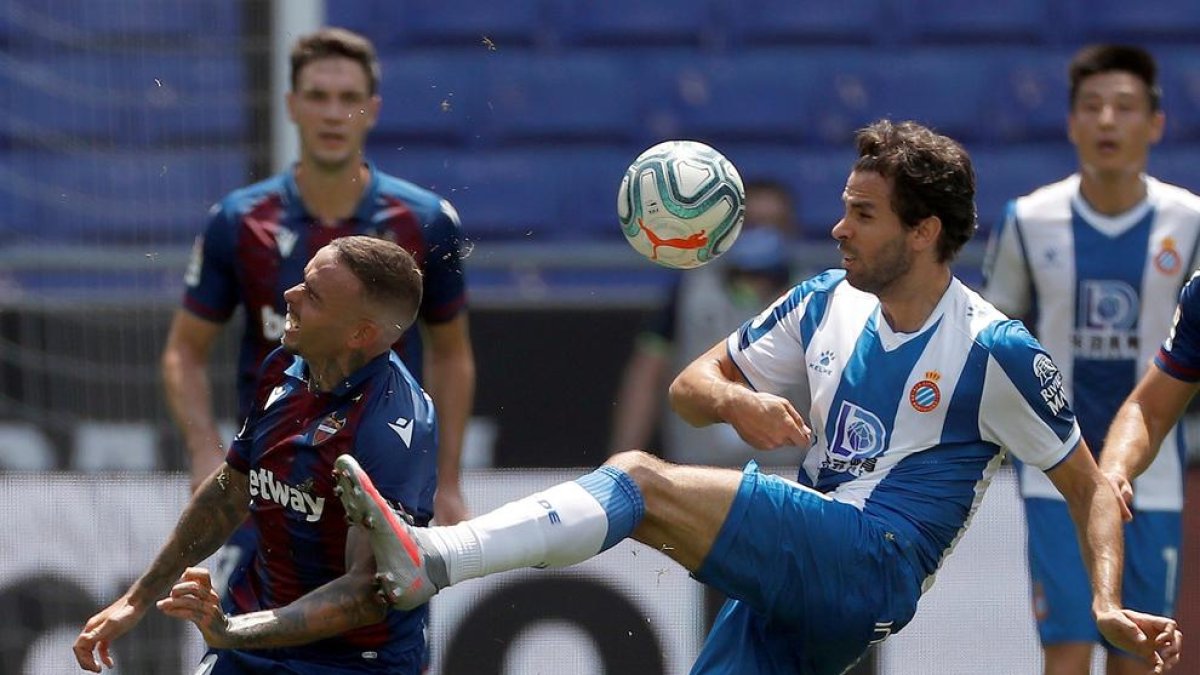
[617,140,745,269]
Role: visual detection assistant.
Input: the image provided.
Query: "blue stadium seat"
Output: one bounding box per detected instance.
[658,51,820,145]
[370,147,465,199]
[989,50,1072,143]
[481,54,641,146]
[376,52,486,146]
[896,0,1053,45]
[558,148,639,239]
[3,0,240,48]
[721,144,860,240]
[327,1,404,50]
[969,143,1077,235]
[1149,146,1200,195]
[0,53,245,145]
[6,149,248,244]
[439,151,560,239]
[726,0,888,47]
[1160,50,1200,142]
[801,50,888,146]
[0,151,38,241]
[398,0,547,47]
[1064,0,1200,43]
[870,50,997,144]
[550,0,721,48]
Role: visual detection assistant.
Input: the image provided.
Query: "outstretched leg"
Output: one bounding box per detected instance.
[334,450,743,608]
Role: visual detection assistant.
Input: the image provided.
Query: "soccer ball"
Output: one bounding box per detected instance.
[617,140,745,269]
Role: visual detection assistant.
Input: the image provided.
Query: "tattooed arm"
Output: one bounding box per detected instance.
[157,523,387,649]
[74,463,249,672]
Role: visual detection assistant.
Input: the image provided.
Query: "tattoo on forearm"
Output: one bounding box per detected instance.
[135,471,248,599]
[226,576,385,648]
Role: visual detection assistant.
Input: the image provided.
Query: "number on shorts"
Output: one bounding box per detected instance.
[1163,546,1178,616]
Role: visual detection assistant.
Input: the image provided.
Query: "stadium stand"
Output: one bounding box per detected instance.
[550,0,722,49]
[1064,0,1200,44]
[0,423,56,471]
[480,53,641,146]
[4,149,248,244]
[3,0,1200,252]
[375,52,486,147]
[0,53,246,146]
[70,421,159,472]
[724,0,889,47]
[895,0,1056,45]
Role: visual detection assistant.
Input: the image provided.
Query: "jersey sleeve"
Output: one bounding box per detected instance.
[1156,271,1200,382]
[419,199,468,324]
[352,378,440,525]
[182,201,241,323]
[727,281,818,395]
[981,201,1031,318]
[978,320,1081,471]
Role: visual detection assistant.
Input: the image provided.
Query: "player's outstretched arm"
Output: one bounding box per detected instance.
[669,340,811,450]
[1047,444,1183,670]
[1099,366,1200,520]
[158,525,387,649]
[73,464,249,672]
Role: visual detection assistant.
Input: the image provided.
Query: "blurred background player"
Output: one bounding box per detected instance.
[609,180,805,466]
[76,236,438,674]
[983,44,1200,675]
[159,27,475,594]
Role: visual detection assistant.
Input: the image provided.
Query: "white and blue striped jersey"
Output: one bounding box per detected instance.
[728,270,1080,580]
[984,175,1200,512]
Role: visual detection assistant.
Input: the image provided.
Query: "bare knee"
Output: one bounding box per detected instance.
[605,450,673,497]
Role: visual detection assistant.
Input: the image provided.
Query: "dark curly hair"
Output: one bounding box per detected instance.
[853,120,977,262]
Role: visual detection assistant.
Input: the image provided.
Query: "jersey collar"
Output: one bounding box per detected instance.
[282,161,382,225]
[287,351,392,399]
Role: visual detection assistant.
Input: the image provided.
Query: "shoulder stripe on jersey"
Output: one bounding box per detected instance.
[940,341,990,445]
[977,320,1076,441]
[738,270,844,350]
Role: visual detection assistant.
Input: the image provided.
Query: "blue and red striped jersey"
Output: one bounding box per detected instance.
[183,162,467,417]
[1157,271,1200,382]
[225,346,438,669]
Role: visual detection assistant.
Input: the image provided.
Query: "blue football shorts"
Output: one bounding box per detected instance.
[1024,496,1181,649]
[690,462,922,675]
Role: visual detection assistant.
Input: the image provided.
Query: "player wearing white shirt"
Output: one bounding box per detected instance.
[333,120,1182,675]
[983,44,1200,675]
